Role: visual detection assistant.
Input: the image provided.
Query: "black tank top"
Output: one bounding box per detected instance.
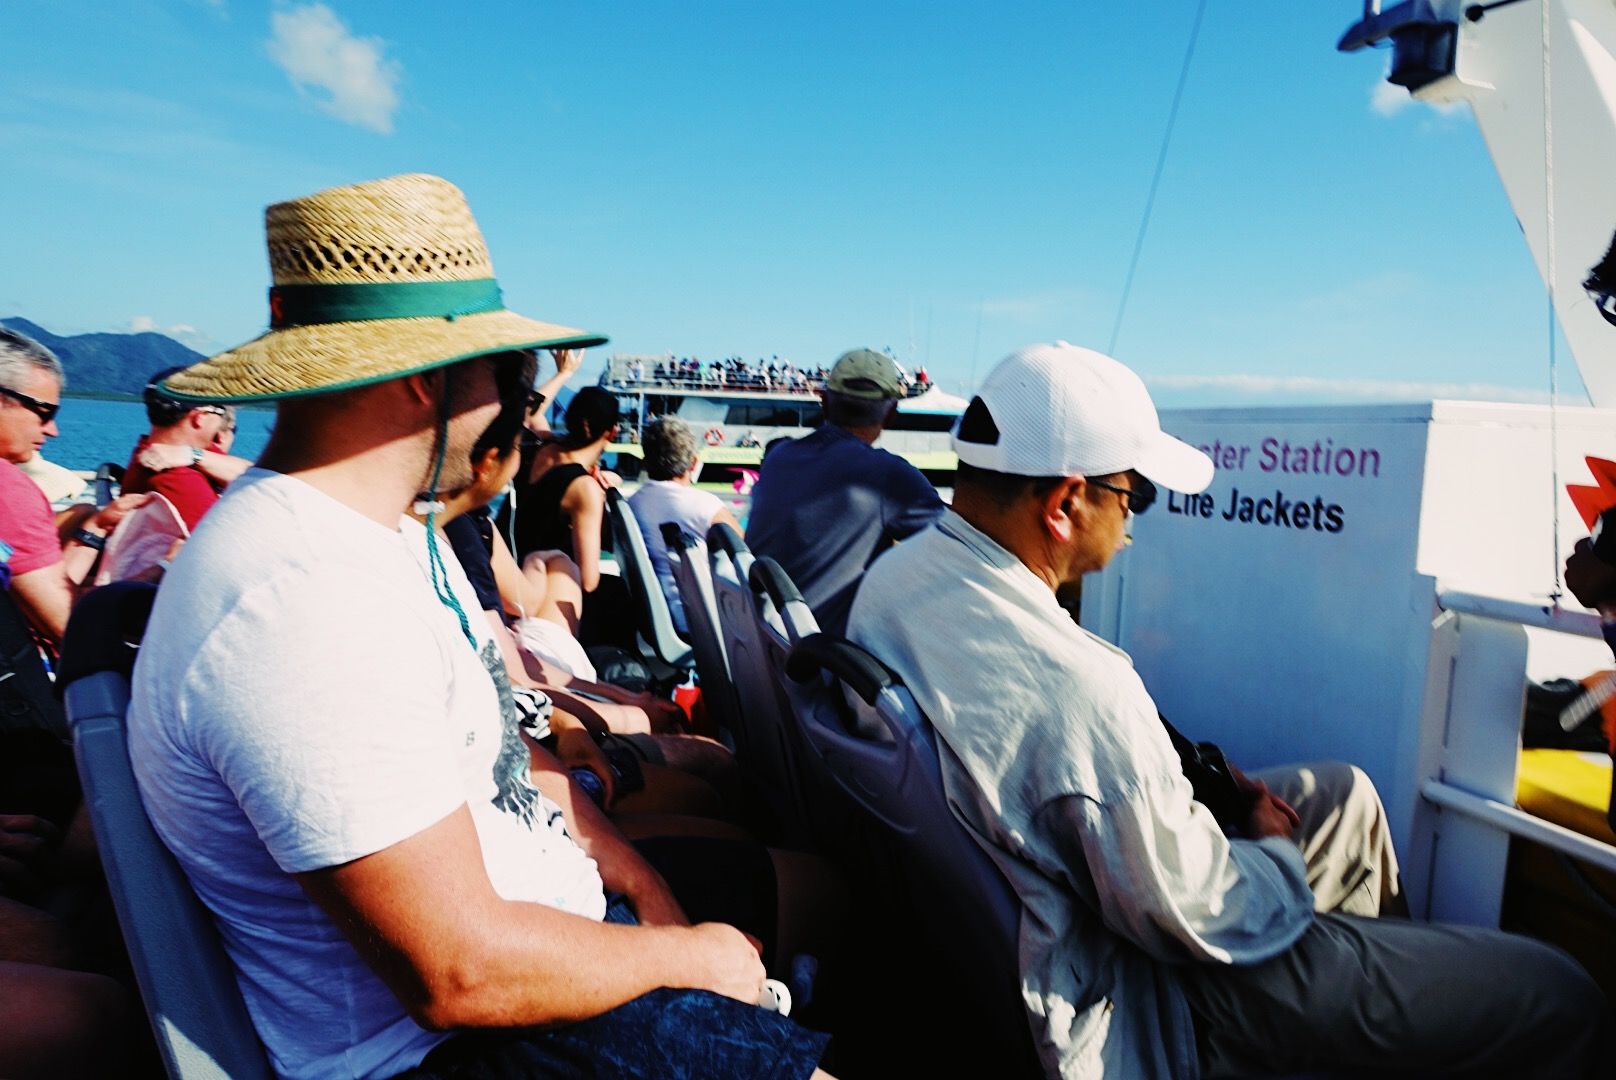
[512,462,589,559]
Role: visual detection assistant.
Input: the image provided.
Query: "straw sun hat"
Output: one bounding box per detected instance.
[161,173,607,403]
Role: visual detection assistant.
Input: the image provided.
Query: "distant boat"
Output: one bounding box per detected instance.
[597,353,966,490]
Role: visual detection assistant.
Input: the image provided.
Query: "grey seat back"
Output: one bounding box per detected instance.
[661,525,743,738]
[604,487,693,671]
[783,633,1039,1075]
[708,524,807,841]
[748,557,851,846]
[61,583,274,1080]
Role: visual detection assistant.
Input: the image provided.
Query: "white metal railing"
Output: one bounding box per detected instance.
[1421,780,1616,874]
[1425,586,1614,894]
[1436,589,1602,639]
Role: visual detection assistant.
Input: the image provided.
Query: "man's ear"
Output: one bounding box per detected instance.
[468,445,502,487]
[1041,476,1086,542]
[402,369,441,408]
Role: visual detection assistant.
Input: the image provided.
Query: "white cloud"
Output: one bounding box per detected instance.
[1370,80,1412,118]
[1369,72,1465,120]
[267,4,401,134]
[125,316,213,352]
[1145,372,1559,405]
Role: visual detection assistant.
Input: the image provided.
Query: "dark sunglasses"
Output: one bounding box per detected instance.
[0,384,60,424]
[1087,473,1157,515]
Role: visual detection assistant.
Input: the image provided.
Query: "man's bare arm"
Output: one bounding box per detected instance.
[8,564,72,645]
[134,444,252,486]
[15,494,158,642]
[294,805,763,1030]
[194,452,252,486]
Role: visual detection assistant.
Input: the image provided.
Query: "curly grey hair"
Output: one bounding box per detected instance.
[643,416,700,480]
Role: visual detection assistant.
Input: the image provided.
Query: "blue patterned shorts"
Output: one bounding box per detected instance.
[393,897,828,1079]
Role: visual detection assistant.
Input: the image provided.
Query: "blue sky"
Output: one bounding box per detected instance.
[0,1,1581,406]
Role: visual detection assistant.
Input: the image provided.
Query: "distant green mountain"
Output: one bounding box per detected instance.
[1,316,205,396]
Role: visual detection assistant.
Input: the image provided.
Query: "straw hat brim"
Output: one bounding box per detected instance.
[161,309,608,404]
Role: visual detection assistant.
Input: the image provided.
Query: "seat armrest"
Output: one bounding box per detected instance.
[785,633,897,705]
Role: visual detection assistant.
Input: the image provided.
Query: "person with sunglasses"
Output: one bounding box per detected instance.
[847,342,1607,1078]
[0,328,147,647]
[119,367,252,531]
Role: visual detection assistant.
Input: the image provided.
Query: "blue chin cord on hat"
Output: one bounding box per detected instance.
[418,369,479,652]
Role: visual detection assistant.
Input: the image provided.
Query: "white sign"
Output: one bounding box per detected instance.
[1084,401,1616,851]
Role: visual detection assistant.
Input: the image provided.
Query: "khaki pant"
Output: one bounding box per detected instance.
[1178,762,1610,1078]
[1252,761,1400,917]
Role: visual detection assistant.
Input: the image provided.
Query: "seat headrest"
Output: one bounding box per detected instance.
[58,582,158,688]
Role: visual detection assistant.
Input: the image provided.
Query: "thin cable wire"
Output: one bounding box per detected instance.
[968,293,985,391]
[1107,0,1209,356]
[1543,0,1564,603]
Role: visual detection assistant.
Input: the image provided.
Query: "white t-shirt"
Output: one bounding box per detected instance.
[627,479,723,632]
[128,470,605,1080]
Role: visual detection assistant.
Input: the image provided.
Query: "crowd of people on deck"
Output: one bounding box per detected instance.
[0,172,1610,1080]
[612,355,934,399]
[612,356,832,394]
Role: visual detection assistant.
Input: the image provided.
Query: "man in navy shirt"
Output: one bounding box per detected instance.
[746,348,944,636]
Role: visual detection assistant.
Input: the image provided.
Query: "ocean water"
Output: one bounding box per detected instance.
[42,397,275,472]
[40,397,759,522]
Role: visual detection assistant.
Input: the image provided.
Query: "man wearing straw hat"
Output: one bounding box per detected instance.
[126,175,831,1080]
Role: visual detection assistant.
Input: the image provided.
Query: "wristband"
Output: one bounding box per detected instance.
[72,528,106,551]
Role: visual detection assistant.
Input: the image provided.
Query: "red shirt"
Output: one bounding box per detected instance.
[122,436,222,531]
[0,458,61,579]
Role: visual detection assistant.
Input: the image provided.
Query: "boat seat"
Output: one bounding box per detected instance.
[782,632,1042,1076]
[59,582,274,1080]
[0,587,66,741]
[603,487,694,673]
[93,460,123,507]
[661,524,743,738]
[708,523,810,842]
[748,557,857,848]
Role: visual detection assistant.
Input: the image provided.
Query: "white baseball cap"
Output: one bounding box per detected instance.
[952,342,1213,493]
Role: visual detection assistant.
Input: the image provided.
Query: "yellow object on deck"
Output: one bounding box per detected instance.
[1507,749,1616,1009]
[1515,748,1614,844]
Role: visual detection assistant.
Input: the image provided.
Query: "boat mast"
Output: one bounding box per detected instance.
[1340,0,1616,405]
